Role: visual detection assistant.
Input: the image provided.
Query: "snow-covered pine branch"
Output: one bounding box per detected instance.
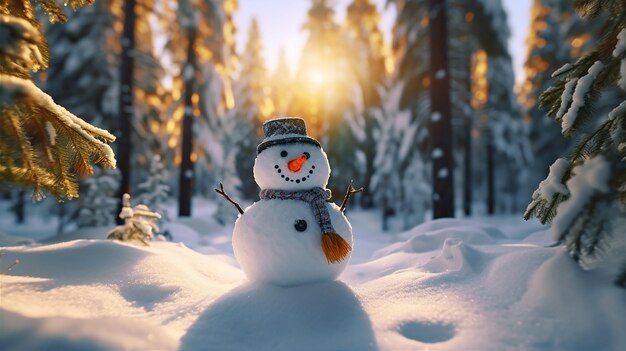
[0,15,45,78]
[614,28,626,91]
[560,61,603,135]
[527,0,626,287]
[0,76,116,200]
[524,158,570,223]
[0,1,116,201]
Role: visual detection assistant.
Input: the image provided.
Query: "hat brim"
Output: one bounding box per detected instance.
[257,136,321,154]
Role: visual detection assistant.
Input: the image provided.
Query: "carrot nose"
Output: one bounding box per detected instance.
[288,154,307,172]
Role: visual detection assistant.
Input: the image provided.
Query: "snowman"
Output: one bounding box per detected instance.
[216,117,362,286]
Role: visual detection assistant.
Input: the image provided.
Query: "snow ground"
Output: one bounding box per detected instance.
[1,200,625,351]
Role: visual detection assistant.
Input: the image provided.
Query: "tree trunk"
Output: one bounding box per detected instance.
[178,27,197,217]
[57,202,65,236]
[14,190,24,224]
[116,0,136,224]
[428,0,455,218]
[463,109,472,216]
[486,125,495,215]
[464,46,473,217]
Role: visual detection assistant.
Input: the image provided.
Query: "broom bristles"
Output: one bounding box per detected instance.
[321,232,352,264]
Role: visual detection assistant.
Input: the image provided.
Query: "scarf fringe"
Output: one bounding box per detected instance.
[321,232,352,264]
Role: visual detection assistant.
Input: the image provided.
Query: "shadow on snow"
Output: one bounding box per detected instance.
[180,280,377,351]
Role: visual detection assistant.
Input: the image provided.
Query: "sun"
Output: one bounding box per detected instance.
[310,70,326,84]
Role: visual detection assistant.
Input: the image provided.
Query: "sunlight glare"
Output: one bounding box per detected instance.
[310,71,326,84]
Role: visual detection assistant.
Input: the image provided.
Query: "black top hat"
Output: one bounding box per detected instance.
[257,117,321,154]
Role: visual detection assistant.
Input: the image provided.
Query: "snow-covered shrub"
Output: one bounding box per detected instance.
[107,194,161,246]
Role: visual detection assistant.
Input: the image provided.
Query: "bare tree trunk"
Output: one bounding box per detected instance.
[116,0,136,224]
[428,0,455,219]
[463,43,473,217]
[57,202,65,236]
[381,197,389,232]
[463,110,473,217]
[14,190,24,224]
[178,27,197,217]
[486,125,495,215]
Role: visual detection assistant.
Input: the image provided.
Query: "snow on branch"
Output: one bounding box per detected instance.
[614,28,626,91]
[0,15,45,78]
[524,158,570,223]
[0,75,116,200]
[551,156,611,240]
[551,63,573,78]
[561,61,603,134]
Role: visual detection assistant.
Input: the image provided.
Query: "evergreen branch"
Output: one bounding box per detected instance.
[0,76,115,200]
[570,120,613,163]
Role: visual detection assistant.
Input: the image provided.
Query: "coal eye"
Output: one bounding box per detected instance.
[294,219,307,232]
[280,150,288,157]
[303,152,310,159]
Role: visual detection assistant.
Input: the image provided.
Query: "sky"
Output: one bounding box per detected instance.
[234,0,531,86]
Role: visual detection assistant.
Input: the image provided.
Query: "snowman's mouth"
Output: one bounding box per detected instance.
[274,164,316,184]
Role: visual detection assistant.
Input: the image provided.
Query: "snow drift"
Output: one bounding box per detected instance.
[1,217,624,350]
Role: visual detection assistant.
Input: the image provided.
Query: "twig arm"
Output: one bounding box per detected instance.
[339,180,364,212]
[214,182,244,215]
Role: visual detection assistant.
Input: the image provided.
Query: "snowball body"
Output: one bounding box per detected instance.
[233,199,352,286]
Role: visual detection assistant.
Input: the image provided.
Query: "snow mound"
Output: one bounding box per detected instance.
[1,215,624,351]
[0,239,244,350]
[0,308,177,351]
[422,239,491,274]
[375,218,505,257]
[516,252,626,350]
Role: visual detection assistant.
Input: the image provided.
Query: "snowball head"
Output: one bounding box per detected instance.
[233,200,352,286]
[254,142,330,191]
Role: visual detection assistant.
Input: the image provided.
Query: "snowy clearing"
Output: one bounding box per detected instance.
[1,207,625,351]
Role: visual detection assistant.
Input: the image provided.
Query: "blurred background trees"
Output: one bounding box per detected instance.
[5,0,620,236]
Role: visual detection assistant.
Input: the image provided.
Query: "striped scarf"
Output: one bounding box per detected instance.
[259,187,335,235]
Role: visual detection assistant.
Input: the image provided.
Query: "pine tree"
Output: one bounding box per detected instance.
[344,0,387,208]
[292,0,358,197]
[520,0,605,197]
[42,0,118,132]
[484,54,531,214]
[290,0,345,136]
[230,17,271,199]
[212,107,246,225]
[270,47,292,116]
[137,154,171,236]
[76,167,120,228]
[170,0,239,216]
[0,0,116,201]
[524,0,625,285]
[388,0,528,216]
[133,0,172,173]
[370,82,430,230]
